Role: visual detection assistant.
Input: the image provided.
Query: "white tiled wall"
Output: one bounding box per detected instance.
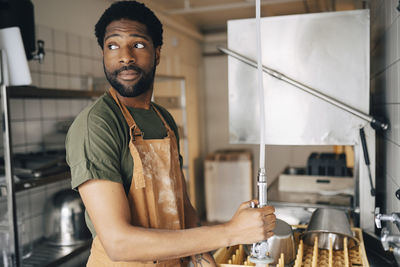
[370,0,400,234]
[4,23,105,154]
[6,98,93,154]
[29,24,105,91]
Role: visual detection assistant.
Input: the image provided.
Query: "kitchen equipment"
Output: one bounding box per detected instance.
[0,27,32,86]
[225,9,377,232]
[278,167,354,195]
[0,223,11,267]
[244,219,296,265]
[214,225,368,266]
[44,189,90,246]
[1,26,33,266]
[205,150,252,222]
[0,0,35,60]
[286,167,305,175]
[307,153,348,177]
[302,208,359,250]
[214,225,369,267]
[0,215,32,263]
[248,0,274,264]
[266,219,295,266]
[0,151,69,179]
[359,128,376,196]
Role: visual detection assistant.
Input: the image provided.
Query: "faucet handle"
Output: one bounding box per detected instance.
[381,227,390,251]
[375,207,382,228]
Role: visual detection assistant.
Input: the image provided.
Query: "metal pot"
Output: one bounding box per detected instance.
[267,219,296,266]
[44,189,91,246]
[244,219,296,266]
[302,208,359,250]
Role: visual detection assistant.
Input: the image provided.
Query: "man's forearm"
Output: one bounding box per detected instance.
[80,180,275,263]
[104,223,229,262]
[183,190,217,266]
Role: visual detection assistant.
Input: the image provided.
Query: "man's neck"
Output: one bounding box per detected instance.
[116,88,153,109]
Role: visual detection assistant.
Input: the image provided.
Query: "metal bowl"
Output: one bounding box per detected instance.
[268,219,296,266]
[245,219,296,266]
[44,189,91,246]
[302,208,359,250]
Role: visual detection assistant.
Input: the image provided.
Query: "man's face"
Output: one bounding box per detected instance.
[103,19,160,97]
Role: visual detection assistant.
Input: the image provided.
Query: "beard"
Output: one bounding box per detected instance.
[104,61,156,98]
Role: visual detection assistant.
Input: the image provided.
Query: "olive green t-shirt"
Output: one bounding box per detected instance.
[65,92,181,237]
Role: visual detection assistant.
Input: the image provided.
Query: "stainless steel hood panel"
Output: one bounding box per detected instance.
[227,10,370,145]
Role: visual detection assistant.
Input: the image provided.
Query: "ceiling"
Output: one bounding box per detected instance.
[139,0,366,34]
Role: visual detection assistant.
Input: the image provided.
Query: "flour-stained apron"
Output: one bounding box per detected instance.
[86,88,186,267]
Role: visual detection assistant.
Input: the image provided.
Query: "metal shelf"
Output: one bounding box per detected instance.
[14,171,71,192]
[7,86,104,99]
[3,85,101,193]
[22,239,91,267]
[1,83,103,266]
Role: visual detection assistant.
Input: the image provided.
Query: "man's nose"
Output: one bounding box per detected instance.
[119,47,135,64]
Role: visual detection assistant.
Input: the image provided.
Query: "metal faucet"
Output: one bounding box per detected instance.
[31,40,45,64]
[380,227,400,251]
[375,207,400,231]
[375,206,400,262]
[250,168,274,265]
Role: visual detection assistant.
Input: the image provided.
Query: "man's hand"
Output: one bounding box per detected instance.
[191,253,217,267]
[225,200,276,246]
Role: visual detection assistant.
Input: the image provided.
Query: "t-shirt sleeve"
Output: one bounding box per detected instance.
[66,108,123,190]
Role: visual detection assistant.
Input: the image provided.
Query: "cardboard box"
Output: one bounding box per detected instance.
[205,151,252,222]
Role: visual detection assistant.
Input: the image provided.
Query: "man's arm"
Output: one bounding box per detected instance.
[79,179,275,262]
[181,175,217,266]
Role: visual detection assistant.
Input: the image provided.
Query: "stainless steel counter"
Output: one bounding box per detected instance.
[22,239,91,267]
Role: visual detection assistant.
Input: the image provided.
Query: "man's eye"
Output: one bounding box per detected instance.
[108,44,119,50]
[135,43,145,49]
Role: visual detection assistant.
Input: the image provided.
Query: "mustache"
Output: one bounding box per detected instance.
[113,65,143,76]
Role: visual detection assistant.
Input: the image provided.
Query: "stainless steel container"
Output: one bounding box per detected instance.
[268,219,296,266]
[244,219,296,265]
[44,189,90,246]
[302,208,359,250]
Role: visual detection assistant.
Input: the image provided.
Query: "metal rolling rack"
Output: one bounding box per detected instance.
[0,82,102,267]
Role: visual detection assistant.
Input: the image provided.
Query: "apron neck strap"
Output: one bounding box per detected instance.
[108,87,174,140]
[109,87,143,140]
[151,104,174,137]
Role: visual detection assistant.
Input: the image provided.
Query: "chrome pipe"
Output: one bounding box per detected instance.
[0,50,20,266]
[217,46,389,131]
[257,168,267,207]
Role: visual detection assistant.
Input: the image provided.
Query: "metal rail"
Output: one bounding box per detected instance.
[218,46,389,132]
[0,50,20,266]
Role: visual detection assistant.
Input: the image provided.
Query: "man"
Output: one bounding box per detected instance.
[66,1,276,266]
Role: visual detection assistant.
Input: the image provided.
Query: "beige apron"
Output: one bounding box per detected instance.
[86,88,186,267]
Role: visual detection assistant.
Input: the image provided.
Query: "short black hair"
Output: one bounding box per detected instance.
[95,1,163,49]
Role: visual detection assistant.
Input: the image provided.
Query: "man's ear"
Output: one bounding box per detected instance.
[155,46,161,66]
